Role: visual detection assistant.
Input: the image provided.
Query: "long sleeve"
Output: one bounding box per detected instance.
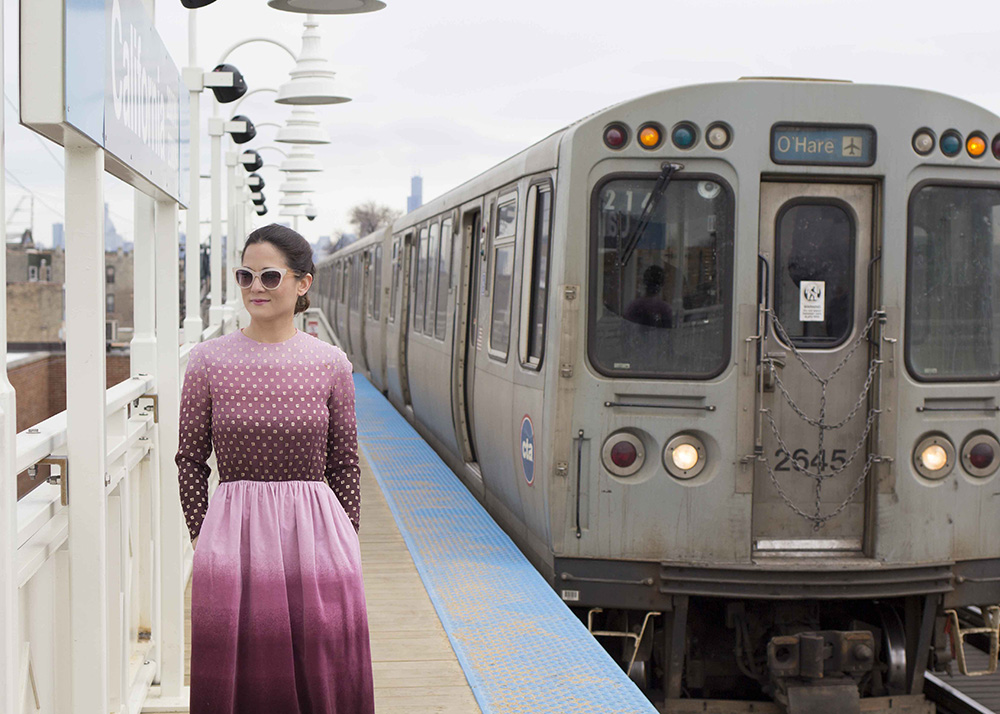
[326,353,362,532]
[175,344,213,542]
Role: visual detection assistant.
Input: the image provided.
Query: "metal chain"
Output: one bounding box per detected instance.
[758,308,885,529]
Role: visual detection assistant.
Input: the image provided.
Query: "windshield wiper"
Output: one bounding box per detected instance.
[618,162,683,268]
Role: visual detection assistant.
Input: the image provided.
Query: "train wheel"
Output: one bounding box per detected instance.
[876,603,908,694]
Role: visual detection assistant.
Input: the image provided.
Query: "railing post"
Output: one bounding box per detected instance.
[0,4,18,712]
[208,119,225,330]
[154,197,185,696]
[65,139,109,714]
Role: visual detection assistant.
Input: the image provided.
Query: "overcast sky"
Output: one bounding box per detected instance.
[5,0,1000,248]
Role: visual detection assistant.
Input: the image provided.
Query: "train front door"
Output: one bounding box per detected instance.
[753,182,880,553]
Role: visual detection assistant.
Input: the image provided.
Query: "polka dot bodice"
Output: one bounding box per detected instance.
[174,328,361,541]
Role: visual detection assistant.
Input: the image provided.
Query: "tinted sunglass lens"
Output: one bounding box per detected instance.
[235,269,253,288]
[261,270,283,289]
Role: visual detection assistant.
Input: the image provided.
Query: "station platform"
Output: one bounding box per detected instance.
[179,375,656,713]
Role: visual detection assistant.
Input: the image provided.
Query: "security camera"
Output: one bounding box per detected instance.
[305,206,318,221]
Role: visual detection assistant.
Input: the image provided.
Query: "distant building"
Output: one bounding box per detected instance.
[52,222,65,250]
[407,175,423,213]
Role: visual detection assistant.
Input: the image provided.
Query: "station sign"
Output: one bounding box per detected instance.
[771,124,876,167]
[21,0,190,205]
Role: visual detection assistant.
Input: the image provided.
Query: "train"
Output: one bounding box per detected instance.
[315,79,1000,713]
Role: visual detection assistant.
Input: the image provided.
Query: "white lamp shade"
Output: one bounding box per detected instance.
[280,175,316,193]
[267,0,386,14]
[280,146,324,172]
[279,192,311,206]
[276,107,330,144]
[275,17,351,105]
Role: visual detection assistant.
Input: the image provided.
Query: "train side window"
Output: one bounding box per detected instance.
[426,221,441,335]
[435,218,453,340]
[339,261,348,304]
[519,181,553,369]
[372,245,383,320]
[389,239,399,323]
[414,226,429,333]
[489,192,518,359]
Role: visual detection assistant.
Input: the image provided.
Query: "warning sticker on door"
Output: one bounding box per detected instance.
[799,281,825,322]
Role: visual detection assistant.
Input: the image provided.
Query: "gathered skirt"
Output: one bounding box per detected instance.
[189,479,375,714]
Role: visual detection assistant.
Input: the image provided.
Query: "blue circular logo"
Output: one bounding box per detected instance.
[520,415,535,485]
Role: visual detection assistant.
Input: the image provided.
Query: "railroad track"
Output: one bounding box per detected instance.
[924,607,999,714]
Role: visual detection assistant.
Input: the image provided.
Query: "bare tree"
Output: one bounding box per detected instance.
[349,200,401,237]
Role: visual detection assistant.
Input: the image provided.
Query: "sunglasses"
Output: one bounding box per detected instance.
[234,266,292,290]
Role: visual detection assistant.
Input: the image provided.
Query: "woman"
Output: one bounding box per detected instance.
[175,224,375,713]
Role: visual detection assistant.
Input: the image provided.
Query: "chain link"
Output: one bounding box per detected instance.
[758,308,886,530]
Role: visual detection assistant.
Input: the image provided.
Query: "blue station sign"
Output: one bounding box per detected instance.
[771,124,876,167]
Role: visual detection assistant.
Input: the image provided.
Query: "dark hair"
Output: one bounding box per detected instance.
[241,224,314,314]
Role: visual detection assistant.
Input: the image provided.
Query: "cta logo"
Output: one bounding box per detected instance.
[520,415,534,486]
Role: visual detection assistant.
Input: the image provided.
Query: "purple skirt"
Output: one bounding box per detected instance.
[190,479,374,714]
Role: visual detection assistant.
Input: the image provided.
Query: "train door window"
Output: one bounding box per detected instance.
[372,245,383,320]
[435,218,453,340]
[907,184,1000,380]
[350,256,361,312]
[519,181,553,368]
[363,251,373,318]
[414,226,429,333]
[340,261,348,304]
[774,201,855,347]
[389,239,400,323]
[426,221,441,335]
[489,192,518,359]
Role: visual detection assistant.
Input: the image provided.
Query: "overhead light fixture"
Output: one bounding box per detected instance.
[279,174,315,193]
[182,0,217,7]
[247,173,264,189]
[276,17,350,105]
[279,204,315,217]
[240,150,264,171]
[306,205,317,221]
[276,107,330,144]
[256,204,268,216]
[252,192,266,206]
[267,0,386,14]
[209,63,247,104]
[229,115,257,144]
[279,192,310,206]
[279,146,323,172]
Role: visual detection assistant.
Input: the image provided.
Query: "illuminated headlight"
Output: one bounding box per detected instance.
[601,432,645,477]
[961,433,1000,478]
[913,435,955,479]
[663,434,706,479]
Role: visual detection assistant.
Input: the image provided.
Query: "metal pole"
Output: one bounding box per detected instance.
[208,121,224,328]
[65,139,109,714]
[225,154,239,315]
[0,2,17,711]
[153,198,185,695]
[184,81,203,342]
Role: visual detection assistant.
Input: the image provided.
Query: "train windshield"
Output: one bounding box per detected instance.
[908,184,1000,381]
[589,176,733,378]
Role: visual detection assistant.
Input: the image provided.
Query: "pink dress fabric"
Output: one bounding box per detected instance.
[175,328,374,714]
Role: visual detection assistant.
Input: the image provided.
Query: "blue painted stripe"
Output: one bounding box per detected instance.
[354,376,659,714]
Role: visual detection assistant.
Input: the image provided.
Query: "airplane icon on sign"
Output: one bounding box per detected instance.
[842,136,863,157]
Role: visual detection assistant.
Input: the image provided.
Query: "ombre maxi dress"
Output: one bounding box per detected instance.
[175,328,375,714]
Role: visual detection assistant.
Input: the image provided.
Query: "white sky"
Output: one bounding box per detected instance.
[5,0,1000,247]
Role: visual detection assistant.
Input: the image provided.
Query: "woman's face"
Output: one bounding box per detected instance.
[239,241,312,321]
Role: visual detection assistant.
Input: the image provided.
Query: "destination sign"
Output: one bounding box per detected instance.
[771,124,876,167]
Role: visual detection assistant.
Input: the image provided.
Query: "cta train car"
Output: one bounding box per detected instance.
[317,79,1000,713]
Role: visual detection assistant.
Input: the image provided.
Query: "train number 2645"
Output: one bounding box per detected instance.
[774,448,847,472]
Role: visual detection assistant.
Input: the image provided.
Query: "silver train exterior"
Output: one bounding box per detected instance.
[317,80,1000,711]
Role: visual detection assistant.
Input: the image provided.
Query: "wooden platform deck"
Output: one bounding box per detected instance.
[179,450,481,713]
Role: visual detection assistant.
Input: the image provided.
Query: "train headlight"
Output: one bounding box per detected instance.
[602,432,645,477]
[912,129,935,155]
[913,435,955,479]
[992,133,1000,160]
[664,434,706,479]
[706,123,732,150]
[961,433,1000,478]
